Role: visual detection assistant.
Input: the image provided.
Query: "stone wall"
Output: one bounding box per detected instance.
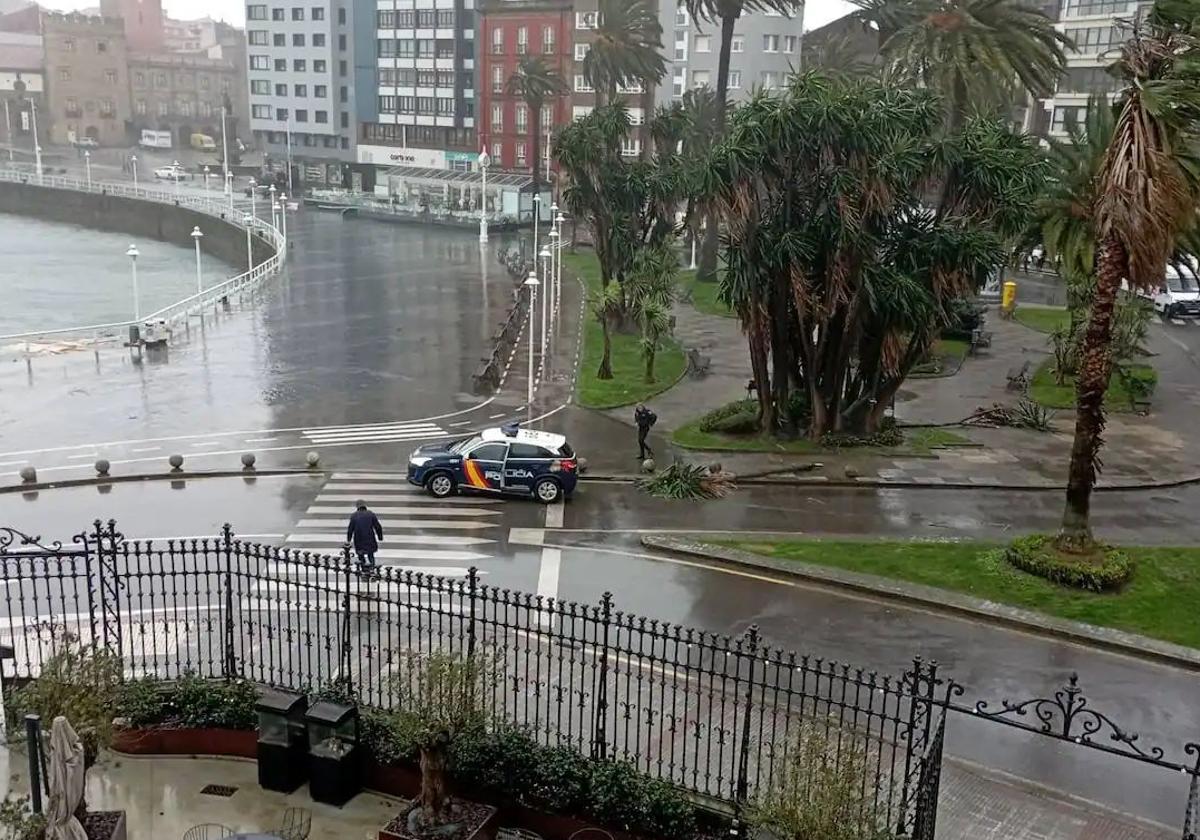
[0,179,274,271]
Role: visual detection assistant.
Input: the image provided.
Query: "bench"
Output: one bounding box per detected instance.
[746,378,758,399]
[1006,360,1032,392]
[1133,397,1152,416]
[686,348,712,379]
[969,328,993,355]
[472,356,501,395]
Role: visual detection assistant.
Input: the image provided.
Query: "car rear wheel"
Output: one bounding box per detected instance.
[534,477,562,504]
[426,472,456,499]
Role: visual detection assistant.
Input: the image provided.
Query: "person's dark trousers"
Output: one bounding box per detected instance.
[638,428,653,460]
[356,552,376,571]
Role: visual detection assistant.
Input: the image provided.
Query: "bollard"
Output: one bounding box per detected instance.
[168,454,184,472]
[94,459,110,477]
[241,453,256,470]
[24,715,42,814]
[306,451,320,468]
[19,466,36,484]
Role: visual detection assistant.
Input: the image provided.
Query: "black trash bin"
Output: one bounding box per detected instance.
[304,700,361,807]
[256,689,308,793]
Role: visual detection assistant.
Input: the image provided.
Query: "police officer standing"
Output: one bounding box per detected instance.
[634,404,657,461]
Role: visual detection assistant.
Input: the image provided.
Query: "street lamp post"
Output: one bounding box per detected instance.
[220,103,230,198]
[271,200,280,231]
[269,183,276,225]
[554,212,565,317]
[30,99,41,182]
[478,150,490,244]
[126,244,141,322]
[548,229,559,333]
[191,226,204,295]
[249,178,257,222]
[279,193,288,246]
[532,193,541,258]
[225,170,233,210]
[172,159,181,198]
[83,150,91,188]
[524,271,539,406]
[203,165,211,192]
[243,212,254,276]
[130,154,138,188]
[539,246,551,358]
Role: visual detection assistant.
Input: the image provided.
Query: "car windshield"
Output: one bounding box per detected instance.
[1168,274,1199,292]
[449,435,482,453]
[558,443,575,458]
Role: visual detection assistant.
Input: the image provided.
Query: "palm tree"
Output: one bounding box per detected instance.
[1058,3,1200,549]
[682,0,802,282]
[582,0,665,107]
[872,0,1070,129]
[506,55,568,189]
[625,244,679,382]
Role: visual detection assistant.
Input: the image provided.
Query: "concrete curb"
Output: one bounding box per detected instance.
[0,468,320,495]
[641,535,1200,673]
[583,471,1200,492]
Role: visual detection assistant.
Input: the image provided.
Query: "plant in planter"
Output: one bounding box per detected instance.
[381,651,497,840]
[0,795,47,840]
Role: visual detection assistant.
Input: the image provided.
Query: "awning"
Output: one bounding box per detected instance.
[381,165,533,189]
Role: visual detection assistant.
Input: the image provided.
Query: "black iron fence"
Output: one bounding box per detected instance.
[3,521,1198,839]
[0,521,943,836]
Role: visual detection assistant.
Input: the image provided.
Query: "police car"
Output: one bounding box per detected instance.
[407,424,579,503]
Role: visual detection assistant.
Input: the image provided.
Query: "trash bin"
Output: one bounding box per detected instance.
[256,689,308,793]
[1002,280,1017,314]
[305,701,361,807]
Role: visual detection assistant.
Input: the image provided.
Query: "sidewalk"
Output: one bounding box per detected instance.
[586,299,1200,489]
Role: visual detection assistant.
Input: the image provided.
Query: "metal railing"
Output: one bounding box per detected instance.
[0,168,286,346]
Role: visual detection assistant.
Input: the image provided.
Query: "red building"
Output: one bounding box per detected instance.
[478,0,572,179]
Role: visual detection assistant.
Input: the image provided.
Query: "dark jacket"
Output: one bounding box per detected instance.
[347,508,383,553]
[634,407,657,431]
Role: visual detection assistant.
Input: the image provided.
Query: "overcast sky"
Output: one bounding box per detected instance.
[36,0,856,31]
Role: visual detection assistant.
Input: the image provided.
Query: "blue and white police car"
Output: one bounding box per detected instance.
[407,424,580,503]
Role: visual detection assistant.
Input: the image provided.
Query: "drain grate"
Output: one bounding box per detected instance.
[200,784,238,798]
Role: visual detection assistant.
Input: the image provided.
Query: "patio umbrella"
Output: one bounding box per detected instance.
[45,716,88,840]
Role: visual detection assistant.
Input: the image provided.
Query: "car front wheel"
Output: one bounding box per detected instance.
[426,472,456,499]
[534,477,562,504]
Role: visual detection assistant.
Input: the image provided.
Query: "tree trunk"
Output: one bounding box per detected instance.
[643,339,656,383]
[419,744,450,821]
[697,12,738,283]
[598,315,614,379]
[1059,233,1124,550]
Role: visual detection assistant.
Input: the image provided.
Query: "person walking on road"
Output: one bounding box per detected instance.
[634,403,657,461]
[346,500,383,573]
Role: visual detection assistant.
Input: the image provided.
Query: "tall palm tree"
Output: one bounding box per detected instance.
[878,0,1070,128]
[582,0,665,107]
[505,55,568,189]
[1059,2,1200,548]
[681,0,802,281]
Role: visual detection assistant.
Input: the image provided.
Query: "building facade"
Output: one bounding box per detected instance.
[656,3,804,107]
[163,15,219,53]
[99,0,164,52]
[245,0,363,183]
[0,31,44,159]
[128,52,242,149]
[42,13,132,146]
[476,0,571,175]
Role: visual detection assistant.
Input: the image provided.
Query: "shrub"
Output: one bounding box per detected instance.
[0,796,46,840]
[820,417,903,449]
[638,463,736,500]
[526,745,591,814]
[172,674,258,729]
[1003,535,1132,592]
[114,678,169,727]
[361,707,421,765]
[698,400,759,435]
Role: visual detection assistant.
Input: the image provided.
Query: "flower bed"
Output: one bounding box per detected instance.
[111,724,258,758]
[83,810,127,840]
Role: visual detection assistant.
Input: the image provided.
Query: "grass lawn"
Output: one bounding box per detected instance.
[911,338,970,377]
[720,539,1200,650]
[563,251,688,409]
[672,422,971,456]
[1029,357,1157,412]
[1013,306,1071,334]
[684,276,735,318]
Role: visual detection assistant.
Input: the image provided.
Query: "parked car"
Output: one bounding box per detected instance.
[154,164,187,181]
[1154,261,1200,319]
[73,137,99,149]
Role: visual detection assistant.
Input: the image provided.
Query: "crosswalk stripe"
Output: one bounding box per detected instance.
[299,519,497,531]
[286,533,494,546]
[298,507,501,519]
[315,492,501,502]
[330,472,417,480]
[305,430,448,445]
[303,424,442,440]
[256,560,482,578]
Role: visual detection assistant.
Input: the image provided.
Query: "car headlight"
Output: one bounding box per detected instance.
[409,456,431,467]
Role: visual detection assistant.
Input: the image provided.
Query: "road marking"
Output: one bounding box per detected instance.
[308,519,499,531]
[545,502,564,529]
[449,421,473,427]
[537,547,561,603]
[244,437,278,444]
[286,533,494,547]
[306,500,500,511]
[304,430,447,445]
[304,423,442,440]
[0,461,27,468]
[190,441,222,448]
[130,446,161,453]
[66,452,99,460]
[489,413,507,419]
[300,507,501,519]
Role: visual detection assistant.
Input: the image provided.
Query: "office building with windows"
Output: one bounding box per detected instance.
[245,0,363,185]
[657,3,804,108]
[568,4,653,158]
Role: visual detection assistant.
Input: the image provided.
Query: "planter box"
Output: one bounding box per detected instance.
[83,810,127,840]
[364,760,421,799]
[111,726,257,759]
[379,802,498,840]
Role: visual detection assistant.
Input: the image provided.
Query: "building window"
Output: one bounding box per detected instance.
[314,33,326,47]
[65,97,79,116]
[492,66,504,93]
[135,99,147,115]
[620,137,640,157]
[1052,105,1088,132]
[338,84,346,100]
[1063,0,1134,14]
[694,34,711,52]
[692,70,710,87]
[515,104,527,133]
[58,67,71,81]
[731,35,744,53]
[377,9,395,27]
[674,31,687,60]
[672,66,685,97]
[438,9,454,26]
[437,97,453,115]
[628,107,643,125]
[341,111,348,127]
[276,107,289,120]
[293,33,306,46]
[157,101,169,116]
[760,70,778,88]
[379,95,395,112]
[250,55,270,69]
[315,84,327,97]
[517,26,528,54]
[276,83,287,95]
[249,29,268,45]
[102,68,117,85]
[617,80,643,94]
[339,59,347,75]
[575,11,598,29]
[338,7,345,24]
[156,72,167,87]
[272,7,285,19]
[784,35,796,52]
[491,103,503,131]
[490,141,502,160]
[491,27,503,54]
[294,59,307,71]
[543,26,554,53]
[275,58,287,70]
[315,59,327,72]
[574,42,590,61]
[315,109,328,122]
[134,71,145,87]
[728,69,741,88]
[178,100,192,117]
[199,101,212,117]
[542,104,552,129]
[292,7,304,19]
[294,84,307,96]
[96,40,107,53]
[1060,66,1120,93]
[763,34,779,52]
[312,6,324,19]
[63,36,75,51]
[417,8,436,26]
[200,75,210,90]
[338,33,346,49]
[516,141,526,165]
[675,8,687,25]
[1063,24,1129,52]
[274,33,286,45]
[248,4,267,18]
[573,74,593,93]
